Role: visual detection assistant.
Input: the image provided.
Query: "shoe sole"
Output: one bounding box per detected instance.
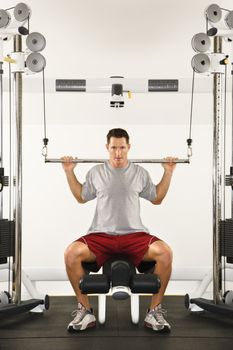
[144,322,171,333]
[67,321,96,332]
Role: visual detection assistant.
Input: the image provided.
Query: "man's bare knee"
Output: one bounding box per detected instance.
[64,241,95,267]
[144,241,173,265]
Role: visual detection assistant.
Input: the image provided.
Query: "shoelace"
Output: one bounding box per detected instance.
[151,306,167,323]
[71,304,85,321]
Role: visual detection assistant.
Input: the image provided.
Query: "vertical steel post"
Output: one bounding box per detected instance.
[0,38,4,220]
[231,63,233,219]
[213,36,224,304]
[0,59,3,220]
[12,35,23,304]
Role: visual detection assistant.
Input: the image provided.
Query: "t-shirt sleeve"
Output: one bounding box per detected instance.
[139,168,156,202]
[81,169,97,202]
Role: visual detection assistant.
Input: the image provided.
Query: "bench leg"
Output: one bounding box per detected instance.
[130,294,140,324]
[98,294,106,324]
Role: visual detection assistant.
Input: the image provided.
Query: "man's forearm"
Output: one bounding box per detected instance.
[153,169,174,204]
[65,170,85,203]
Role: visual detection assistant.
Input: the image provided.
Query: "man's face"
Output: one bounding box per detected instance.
[106,137,131,168]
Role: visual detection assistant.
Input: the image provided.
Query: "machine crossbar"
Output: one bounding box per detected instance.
[45,158,190,164]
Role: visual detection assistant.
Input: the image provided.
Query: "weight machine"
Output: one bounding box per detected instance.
[0,1,200,321]
[0,2,48,315]
[0,1,193,320]
[185,4,233,315]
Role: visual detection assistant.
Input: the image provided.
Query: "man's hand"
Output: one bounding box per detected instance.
[162,157,178,173]
[61,156,77,172]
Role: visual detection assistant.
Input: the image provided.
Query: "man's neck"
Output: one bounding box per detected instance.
[109,159,129,168]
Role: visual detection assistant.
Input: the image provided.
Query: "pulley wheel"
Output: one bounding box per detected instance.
[14,2,31,22]
[205,4,222,23]
[26,53,46,73]
[0,9,10,28]
[191,53,210,73]
[225,11,233,29]
[191,33,211,53]
[26,32,46,52]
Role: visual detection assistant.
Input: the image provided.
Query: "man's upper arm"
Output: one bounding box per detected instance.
[79,188,87,204]
[139,168,157,202]
[81,168,97,202]
[150,185,161,205]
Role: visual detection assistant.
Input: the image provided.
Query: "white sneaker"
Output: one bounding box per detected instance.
[144,304,171,332]
[67,302,96,331]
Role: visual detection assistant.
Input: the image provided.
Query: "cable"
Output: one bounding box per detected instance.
[205,15,208,34]
[42,69,49,158]
[187,69,195,158]
[27,17,30,34]
[220,7,231,12]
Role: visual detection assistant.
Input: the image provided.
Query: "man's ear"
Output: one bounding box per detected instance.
[106,143,109,151]
[128,143,131,150]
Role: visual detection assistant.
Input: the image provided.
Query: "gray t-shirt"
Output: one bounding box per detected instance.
[81,161,156,235]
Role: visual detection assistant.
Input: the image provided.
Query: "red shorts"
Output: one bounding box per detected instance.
[77,232,160,268]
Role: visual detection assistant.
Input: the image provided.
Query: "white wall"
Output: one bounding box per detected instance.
[1,0,233,295]
[20,123,213,267]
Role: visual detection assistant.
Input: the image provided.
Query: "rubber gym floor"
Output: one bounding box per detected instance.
[0,295,233,350]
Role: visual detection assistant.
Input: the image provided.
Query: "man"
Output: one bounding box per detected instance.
[62,128,176,332]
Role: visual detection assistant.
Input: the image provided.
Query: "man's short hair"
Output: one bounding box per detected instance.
[107,128,130,144]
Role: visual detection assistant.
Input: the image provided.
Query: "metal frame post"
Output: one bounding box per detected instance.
[213,36,224,304]
[231,62,233,219]
[12,34,23,304]
[0,38,3,219]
